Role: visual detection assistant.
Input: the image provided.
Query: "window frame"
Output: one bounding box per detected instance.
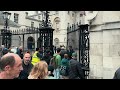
[31,21,34,27]
[14,13,19,23]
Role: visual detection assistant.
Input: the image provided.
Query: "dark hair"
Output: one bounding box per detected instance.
[57,48,61,53]
[2,48,8,55]
[26,50,30,53]
[24,50,30,55]
[0,56,15,71]
[36,48,39,51]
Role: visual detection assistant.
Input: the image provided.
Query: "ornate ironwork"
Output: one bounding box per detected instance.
[67,22,80,50]
[41,11,52,28]
[79,24,90,79]
[67,23,90,79]
[1,29,12,49]
[2,11,11,49]
[0,11,54,55]
[38,11,54,55]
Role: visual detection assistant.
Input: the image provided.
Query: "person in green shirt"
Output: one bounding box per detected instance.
[53,48,61,79]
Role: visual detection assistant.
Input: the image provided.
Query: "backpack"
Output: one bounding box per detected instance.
[49,55,58,69]
[60,65,68,76]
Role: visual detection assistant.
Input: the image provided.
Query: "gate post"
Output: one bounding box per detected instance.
[79,24,90,79]
[23,34,24,52]
[1,29,12,49]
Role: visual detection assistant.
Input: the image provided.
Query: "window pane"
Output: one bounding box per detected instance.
[14,13,19,23]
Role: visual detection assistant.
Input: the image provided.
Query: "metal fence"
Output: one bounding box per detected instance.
[67,23,90,79]
[0,27,54,55]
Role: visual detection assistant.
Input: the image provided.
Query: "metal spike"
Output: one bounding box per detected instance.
[23,28,25,34]
[74,24,75,30]
[70,26,71,31]
[72,24,74,31]
[17,30,18,34]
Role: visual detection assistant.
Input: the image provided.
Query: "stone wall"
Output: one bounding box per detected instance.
[89,22,120,79]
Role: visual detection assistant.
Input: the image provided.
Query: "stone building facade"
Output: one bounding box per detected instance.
[87,11,120,79]
[0,11,83,50]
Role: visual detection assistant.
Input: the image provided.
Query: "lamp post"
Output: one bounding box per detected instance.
[2,11,11,48]
[41,11,51,27]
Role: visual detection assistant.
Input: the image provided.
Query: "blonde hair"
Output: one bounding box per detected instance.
[29,61,48,79]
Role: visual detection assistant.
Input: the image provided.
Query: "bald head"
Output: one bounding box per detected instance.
[1,53,21,59]
[0,53,22,71]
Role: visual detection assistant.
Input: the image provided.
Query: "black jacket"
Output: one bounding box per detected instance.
[67,49,74,60]
[68,59,85,79]
[113,67,120,79]
[60,49,67,59]
[42,54,52,65]
[18,61,33,79]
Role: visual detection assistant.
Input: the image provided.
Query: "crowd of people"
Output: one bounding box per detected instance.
[0,45,85,79]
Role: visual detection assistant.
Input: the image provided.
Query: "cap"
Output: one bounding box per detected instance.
[4,48,7,50]
[72,52,77,57]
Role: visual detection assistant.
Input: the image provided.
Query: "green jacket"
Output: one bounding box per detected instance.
[53,53,61,68]
[61,58,69,67]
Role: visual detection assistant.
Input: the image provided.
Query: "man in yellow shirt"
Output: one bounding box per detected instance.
[31,48,41,65]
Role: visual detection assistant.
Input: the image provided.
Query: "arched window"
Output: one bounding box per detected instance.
[37,37,43,48]
[54,17,60,32]
[27,36,35,50]
[54,38,59,46]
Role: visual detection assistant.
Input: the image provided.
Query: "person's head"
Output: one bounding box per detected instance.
[39,48,43,53]
[0,53,23,79]
[19,46,23,50]
[2,48,8,55]
[72,52,77,60]
[57,48,61,54]
[23,52,31,65]
[29,61,48,79]
[10,47,17,54]
[46,50,50,55]
[36,48,39,51]
[61,46,65,50]
[25,50,30,54]
[64,54,68,59]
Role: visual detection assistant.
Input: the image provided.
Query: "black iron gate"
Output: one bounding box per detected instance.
[67,24,90,79]
[79,24,90,79]
[0,11,54,55]
[0,27,54,54]
[1,29,12,49]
